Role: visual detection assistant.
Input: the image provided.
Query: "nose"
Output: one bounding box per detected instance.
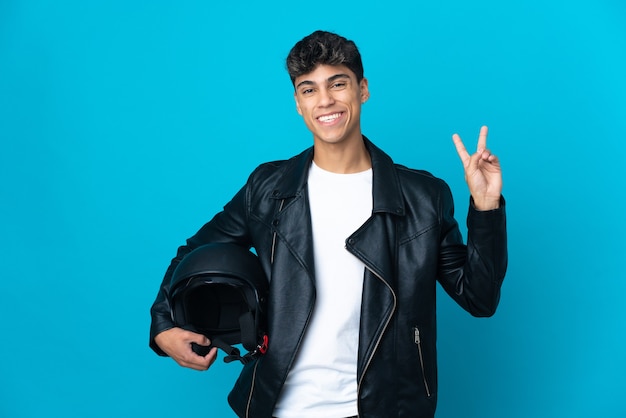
[317,88,335,107]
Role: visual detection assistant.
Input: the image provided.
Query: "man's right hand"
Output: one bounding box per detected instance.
[154,327,217,371]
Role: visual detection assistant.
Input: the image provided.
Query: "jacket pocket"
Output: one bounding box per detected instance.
[413,326,432,398]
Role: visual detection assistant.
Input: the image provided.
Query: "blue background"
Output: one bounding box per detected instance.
[1,0,625,417]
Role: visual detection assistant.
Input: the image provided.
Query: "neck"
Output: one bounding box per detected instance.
[312,136,371,174]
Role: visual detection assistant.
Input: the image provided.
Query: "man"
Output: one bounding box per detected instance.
[150,30,507,418]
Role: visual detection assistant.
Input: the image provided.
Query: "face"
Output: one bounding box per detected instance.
[293,64,369,148]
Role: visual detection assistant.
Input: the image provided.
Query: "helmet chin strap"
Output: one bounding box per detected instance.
[191,335,268,365]
[188,312,269,365]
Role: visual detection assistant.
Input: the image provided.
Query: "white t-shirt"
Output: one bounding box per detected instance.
[273,161,373,418]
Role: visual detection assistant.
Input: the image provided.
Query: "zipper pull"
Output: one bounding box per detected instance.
[413,326,420,344]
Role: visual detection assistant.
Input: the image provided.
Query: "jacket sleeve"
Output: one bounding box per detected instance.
[437,184,508,317]
[148,181,253,356]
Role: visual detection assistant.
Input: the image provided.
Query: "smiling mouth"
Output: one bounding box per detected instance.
[317,112,343,123]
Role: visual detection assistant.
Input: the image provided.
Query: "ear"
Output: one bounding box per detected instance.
[360,77,370,103]
[294,91,302,115]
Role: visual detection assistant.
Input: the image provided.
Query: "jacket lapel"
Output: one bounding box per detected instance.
[268,146,316,282]
[347,214,398,373]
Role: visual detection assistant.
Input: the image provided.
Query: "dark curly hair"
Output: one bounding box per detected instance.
[286,30,364,86]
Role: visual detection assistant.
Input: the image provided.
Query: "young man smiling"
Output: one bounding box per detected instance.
[294,64,370,173]
[150,30,507,418]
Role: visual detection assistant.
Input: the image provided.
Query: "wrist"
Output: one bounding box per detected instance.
[471,196,501,211]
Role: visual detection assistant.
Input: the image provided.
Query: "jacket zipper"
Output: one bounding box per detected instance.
[356,264,397,412]
[270,199,285,264]
[413,326,432,398]
[244,360,260,418]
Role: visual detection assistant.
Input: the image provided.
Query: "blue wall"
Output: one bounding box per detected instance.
[1,0,625,417]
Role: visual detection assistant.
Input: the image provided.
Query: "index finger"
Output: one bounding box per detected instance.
[452,132,470,165]
[477,125,489,151]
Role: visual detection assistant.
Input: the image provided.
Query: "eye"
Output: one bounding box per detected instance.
[331,82,346,89]
[300,88,314,96]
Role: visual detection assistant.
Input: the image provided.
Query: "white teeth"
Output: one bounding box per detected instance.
[318,113,341,122]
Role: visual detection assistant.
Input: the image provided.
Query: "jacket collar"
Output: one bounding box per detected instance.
[272,136,406,216]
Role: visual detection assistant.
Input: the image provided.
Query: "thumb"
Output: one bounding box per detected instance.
[194,333,211,346]
[186,330,211,346]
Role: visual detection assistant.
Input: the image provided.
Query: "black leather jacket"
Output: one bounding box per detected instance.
[150,136,507,418]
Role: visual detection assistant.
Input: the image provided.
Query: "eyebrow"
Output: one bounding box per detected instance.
[295,73,352,90]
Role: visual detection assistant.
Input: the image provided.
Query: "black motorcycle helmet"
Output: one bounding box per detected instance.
[168,243,269,364]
